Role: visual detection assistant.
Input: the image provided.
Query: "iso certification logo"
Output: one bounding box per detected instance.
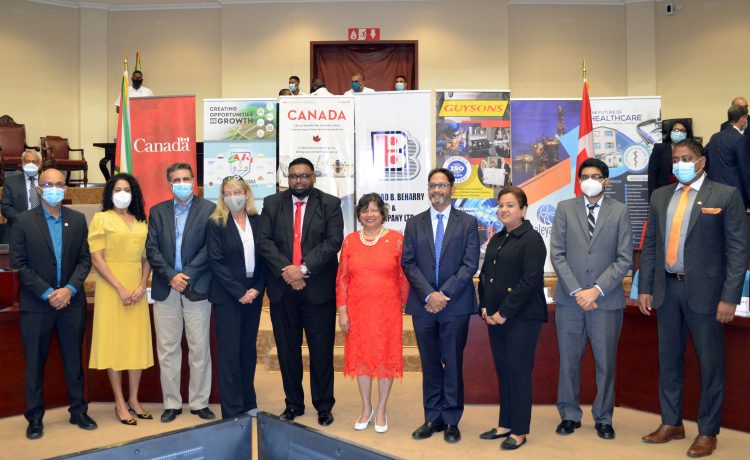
[444,156,471,184]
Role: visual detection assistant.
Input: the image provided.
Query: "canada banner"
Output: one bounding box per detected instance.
[129,95,197,213]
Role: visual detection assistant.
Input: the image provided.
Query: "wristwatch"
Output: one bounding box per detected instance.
[300,263,309,275]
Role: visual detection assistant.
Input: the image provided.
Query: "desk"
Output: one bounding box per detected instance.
[92,142,205,184]
[462,303,750,432]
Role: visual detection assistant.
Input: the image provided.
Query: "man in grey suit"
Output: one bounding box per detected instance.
[402,168,480,444]
[638,139,749,458]
[1,150,43,242]
[551,158,632,440]
[146,163,217,423]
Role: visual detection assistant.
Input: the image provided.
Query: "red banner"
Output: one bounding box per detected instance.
[129,96,196,213]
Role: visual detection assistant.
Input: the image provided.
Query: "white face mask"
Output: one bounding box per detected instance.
[112,191,132,209]
[225,195,247,213]
[580,178,604,198]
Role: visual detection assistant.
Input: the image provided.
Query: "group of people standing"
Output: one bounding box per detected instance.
[9,144,748,458]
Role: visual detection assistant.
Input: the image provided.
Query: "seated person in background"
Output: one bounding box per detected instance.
[344,72,375,95]
[114,70,154,113]
[288,75,306,96]
[279,88,292,96]
[394,75,408,91]
[1,150,43,243]
[720,96,747,131]
[311,78,333,96]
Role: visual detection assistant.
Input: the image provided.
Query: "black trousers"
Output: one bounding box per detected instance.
[412,314,470,426]
[269,288,336,413]
[656,276,725,435]
[20,306,88,421]
[488,318,543,436]
[214,298,262,419]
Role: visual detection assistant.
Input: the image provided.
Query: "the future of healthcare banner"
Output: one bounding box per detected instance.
[278,96,356,234]
[354,91,433,233]
[130,95,196,213]
[435,90,511,255]
[510,97,661,271]
[202,99,278,211]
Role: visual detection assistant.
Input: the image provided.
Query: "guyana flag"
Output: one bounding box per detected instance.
[115,70,132,174]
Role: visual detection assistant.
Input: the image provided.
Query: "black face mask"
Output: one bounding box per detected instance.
[132,79,143,89]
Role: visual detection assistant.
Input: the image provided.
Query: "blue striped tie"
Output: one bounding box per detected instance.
[435,213,444,287]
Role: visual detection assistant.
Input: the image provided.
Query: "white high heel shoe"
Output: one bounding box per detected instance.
[354,410,374,430]
[374,415,388,433]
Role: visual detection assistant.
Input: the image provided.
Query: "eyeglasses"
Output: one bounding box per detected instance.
[222,175,243,183]
[289,173,312,181]
[580,175,604,181]
[672,128,687,133]
[428,183,451,190]
[39,182,66,189]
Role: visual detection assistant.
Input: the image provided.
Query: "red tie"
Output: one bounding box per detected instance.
[293,201,304,265]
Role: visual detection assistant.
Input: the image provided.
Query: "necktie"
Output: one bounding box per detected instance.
[587,203,597,238]
[666,185,691,268]
[292,201,304,265]
[29,177,40,209]
[434,214,444,287]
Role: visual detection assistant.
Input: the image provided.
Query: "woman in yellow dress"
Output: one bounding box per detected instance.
[88,173,153,425]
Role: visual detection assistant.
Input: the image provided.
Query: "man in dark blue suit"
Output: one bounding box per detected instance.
[705,104,750,208]
[402,168,480,443]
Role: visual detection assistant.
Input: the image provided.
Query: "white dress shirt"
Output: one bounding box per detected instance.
[235,215,256,277]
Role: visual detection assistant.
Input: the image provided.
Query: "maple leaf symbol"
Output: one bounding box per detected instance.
[312,135,321,142]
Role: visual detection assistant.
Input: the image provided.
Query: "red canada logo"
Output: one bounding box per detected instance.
[312,135,321,142]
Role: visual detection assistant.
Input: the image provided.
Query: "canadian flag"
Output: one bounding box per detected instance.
[575,79,594,196]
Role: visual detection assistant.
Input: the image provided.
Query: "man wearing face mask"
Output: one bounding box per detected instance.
[344,72,375,95]
[145,163,217,423]
[1,150,43,243]
[550,158,632,440]
[9,168,95,439]
[638,139,749,458]
[114,70,154,113]
[257,157,344,426]
[288,76,307,96]
[394,75,408,91]
[705,104,750,209]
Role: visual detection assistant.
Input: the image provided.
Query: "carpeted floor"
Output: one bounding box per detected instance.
[1,370,746,459]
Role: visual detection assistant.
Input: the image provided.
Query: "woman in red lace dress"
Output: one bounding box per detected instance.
[336,193,409,434]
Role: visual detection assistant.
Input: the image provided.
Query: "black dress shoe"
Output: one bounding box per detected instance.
[595,423,616,439]
[160,408,183,423]
[190,407,216,420]
[127,404,153,420]
[444,425,461,443]
[479,428,511,440]
[412,421,446,440]
[317,410,334,426]
[279,408,304,422]
[555,419,581,435]
[501,436,527,450]
[26,419,43,440]
[69,412,98,430]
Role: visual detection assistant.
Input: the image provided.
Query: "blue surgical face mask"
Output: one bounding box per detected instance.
[672,159,701,184]
[670,130,687,143]
[42,187,65,206]
[23,163,39,177]
[172,182,194,201]
[351,82,362,92]
[289,83,297,92]
[395,82,406,91]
